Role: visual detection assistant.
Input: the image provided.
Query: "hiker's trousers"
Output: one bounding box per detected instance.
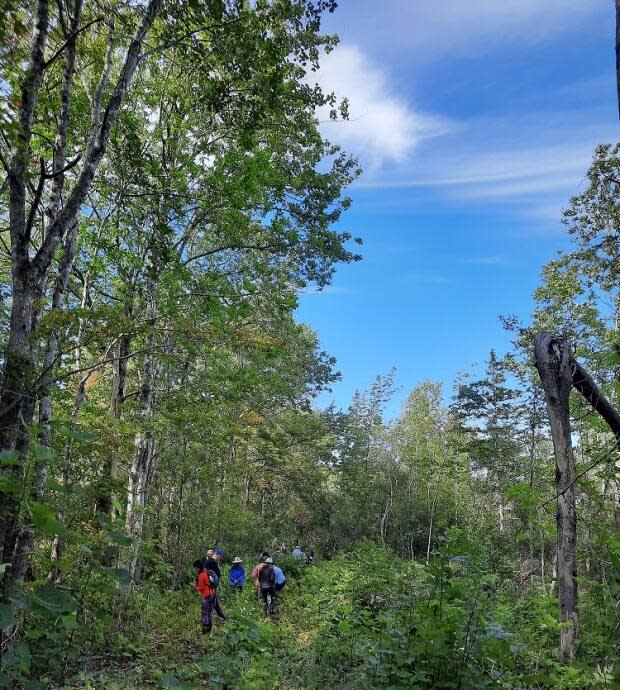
[201,594,216,631]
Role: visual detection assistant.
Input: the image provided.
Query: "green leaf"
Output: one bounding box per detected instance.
[59,426,97,442]
[28,583,77,614]
[161,674,185,690]
[30,443,55,461]
[29,502,67,536]
[61,612,79,630]
[108,530,132,547]
[0,450,21,466]
[103,567,132,586]
[45,477,66,493]
[0,472,22,494]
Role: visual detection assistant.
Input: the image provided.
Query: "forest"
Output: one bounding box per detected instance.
[0,0,619,688]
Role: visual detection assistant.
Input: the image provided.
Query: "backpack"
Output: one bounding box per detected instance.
[207,569,219,588]
[259,564,275,588]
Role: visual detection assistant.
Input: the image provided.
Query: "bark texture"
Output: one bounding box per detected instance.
[533,333,578,663]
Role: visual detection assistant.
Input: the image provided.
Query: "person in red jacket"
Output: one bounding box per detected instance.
[193,559,216,634]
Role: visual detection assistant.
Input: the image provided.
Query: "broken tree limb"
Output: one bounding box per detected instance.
[571,361,620,443]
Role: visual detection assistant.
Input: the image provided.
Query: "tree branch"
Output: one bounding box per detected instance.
[33,0,162,278]
[43,16,104,69]
[571,360,620,442]
[8,0,50,255]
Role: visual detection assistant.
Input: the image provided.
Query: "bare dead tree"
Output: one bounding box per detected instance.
[534,332,620,662]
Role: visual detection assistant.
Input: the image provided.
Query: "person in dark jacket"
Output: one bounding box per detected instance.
[229,557,245,592]
[259,557,276,614]
[203,549,220,577]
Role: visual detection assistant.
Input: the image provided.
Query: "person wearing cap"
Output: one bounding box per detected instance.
[229,557,245,592]
[258,556,276,614]
[202,549,219,577]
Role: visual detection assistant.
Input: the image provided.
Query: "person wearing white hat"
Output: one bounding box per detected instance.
[229,556,245,592]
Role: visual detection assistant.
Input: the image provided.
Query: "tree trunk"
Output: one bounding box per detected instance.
[426,491,436,565]
[124,277,157,581]
[99,329,132,517]
[379,473,394,547]
[0,0,161,600]
[534,333,578,663]
[9,221,80,590]
[48,372,90,581]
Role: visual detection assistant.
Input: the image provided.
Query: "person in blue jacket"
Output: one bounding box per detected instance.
[229,556,245,592]
[273,562,286,593]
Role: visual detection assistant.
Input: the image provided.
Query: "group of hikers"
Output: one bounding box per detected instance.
[193,544,313,634]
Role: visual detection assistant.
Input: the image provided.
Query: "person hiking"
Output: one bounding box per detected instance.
[259,556,277,614]
[229,557,245,592]
[305,549,316,565]
[251,553,268,600]
[292,545,303,560]
[202,549,219,576]
[273,562,286,593]
[251,553,269,584]
[211,549,227,621]
[193,559,216,634]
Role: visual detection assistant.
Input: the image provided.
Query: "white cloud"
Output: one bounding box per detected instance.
[314,44,451,169]
[406,0,606,56]
[353,109,618,207]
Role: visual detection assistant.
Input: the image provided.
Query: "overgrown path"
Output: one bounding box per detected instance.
[66,543,602,690]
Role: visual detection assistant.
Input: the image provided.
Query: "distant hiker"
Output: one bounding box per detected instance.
[251,553,269,601]
[305,550,316,565]
[202,549,219,577]
[273,562,286,593]
[211,549,227,621]
[251,553,268,588]
[193,559,216,634]
[259,556,277,614]
[292,545,303,560]
[229,557,245,592]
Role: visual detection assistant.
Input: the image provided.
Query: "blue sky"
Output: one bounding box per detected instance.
[296,0,618,417]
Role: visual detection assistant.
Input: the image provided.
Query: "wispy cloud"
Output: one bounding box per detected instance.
[329,0,608,63]
[314,44,451,170]
[352,110,617,213]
